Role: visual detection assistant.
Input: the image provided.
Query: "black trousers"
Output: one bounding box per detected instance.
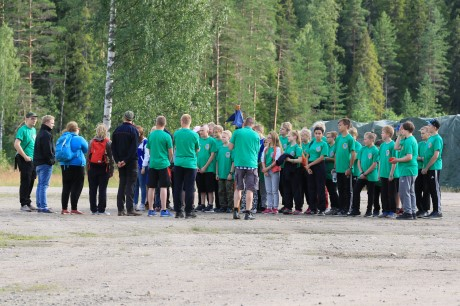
[88,164,110,213]
[300,167,311,207]
[279,169,286,207]
[307,162,327,212]
[117,161,138,212]
[415,169,430,212]
[282,166,303,210]
[173,166,197,213]
[380,177,397,213]
[423,170,442,213]
[351,178,376,213]
[61,165,85,210]
[17,155,36,207]
[337,173,352,212]
[325,179,339,209]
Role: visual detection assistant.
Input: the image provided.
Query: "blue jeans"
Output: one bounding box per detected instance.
[36,164,53,209]
[133,168,148,205]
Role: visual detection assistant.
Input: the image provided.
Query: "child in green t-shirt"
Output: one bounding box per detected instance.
[215,130,234,213]
[349,132,379,216]
[282,130,303,215]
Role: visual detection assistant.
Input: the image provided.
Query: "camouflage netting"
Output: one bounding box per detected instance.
[321,115,460,188]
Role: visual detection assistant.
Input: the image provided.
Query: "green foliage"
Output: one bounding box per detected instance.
[416,73,441,117]
[401,89,418,117]
[351,74,375,121]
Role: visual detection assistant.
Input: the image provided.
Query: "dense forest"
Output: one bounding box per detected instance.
[0,0,459,160]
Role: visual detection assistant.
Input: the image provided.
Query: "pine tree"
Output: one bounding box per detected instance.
[416,73,440,117]
[350,29,385,118]
[373,11,399,109]
[351,73,374,121]
[401,88,418,117]
[449,14,460,113]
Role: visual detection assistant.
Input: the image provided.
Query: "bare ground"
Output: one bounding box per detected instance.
[0,187,459,306]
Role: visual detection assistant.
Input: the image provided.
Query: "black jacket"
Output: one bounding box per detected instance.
[33,124,55,166]
[111,122,139,163]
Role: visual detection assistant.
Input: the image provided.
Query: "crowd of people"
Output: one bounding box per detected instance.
[14,111,444,220]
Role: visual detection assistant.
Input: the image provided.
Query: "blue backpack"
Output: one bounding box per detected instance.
[56,133,76,163]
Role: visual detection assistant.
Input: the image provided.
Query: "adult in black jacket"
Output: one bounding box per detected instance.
[33,115,55,213]
[112,111,141,216]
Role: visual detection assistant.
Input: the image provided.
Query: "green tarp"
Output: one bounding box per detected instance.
[321,115,460,188]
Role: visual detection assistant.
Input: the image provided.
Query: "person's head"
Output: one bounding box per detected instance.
[181,114,191,127]
[123,110,135,122]
[253,124,264,137]
[420,126,429,141]
[288,130,300,145]
[156,116,166,128]
[266,131,280,149]
[136,125,144,140]
[25,112,38,127]
[338,118,352,133]
[213,125,223,139]
[199,124,209,138]
[400,121,415,136]
[244,117,255,128]
[65,121,79,134]
[207,122,216,135]
[42,115,55,129]
[381,125,394,141]
[363,132,376,147]
[313,126,324,141]
[300,128,311,143]
[326,131,338,145]
[349,127,358,140]
[427,118,440,134]
[313,121,326,133]
[95,123,108,139]
[222,130,232,144]
[279,122,292,136]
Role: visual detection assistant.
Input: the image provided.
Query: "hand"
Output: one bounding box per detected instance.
[421,168,428,175]
[200,167,207,173]
[345,169,351,176]
[286,157,291,162]
[216,175,219,181]
[141,167,145,175]
[389,174,394,181]
[389,158,397,164]
[262,167,268,173]
[307,169,313,174]
[24,156,32,162]
[227,174,232,181]
[117,161,126,168]
[359,174,367,180]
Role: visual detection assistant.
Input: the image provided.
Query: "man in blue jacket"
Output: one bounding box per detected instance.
[112,111,141,216]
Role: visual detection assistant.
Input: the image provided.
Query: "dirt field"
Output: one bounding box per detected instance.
[0,187,458,305]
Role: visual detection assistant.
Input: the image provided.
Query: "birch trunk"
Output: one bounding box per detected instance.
[59,47,67,132]
[103,0,116,131]
[274,45,282,130]
[215,29,220,124]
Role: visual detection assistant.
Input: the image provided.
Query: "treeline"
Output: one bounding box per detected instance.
[1,0,460,159]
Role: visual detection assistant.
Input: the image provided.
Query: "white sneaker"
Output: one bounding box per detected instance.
[99,211,111,216]
[135,204,145,211]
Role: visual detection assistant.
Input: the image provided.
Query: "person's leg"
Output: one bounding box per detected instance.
[173,166,184,213]
[325,179,339,210]
[314,163,327,212]
[98,169,110,213]
[279,169,285,208]
[70,166,85,211]
[293,168,304,211]
[35,165,44,209]
[351,179,365,213]
[427,170,442,213]
[272,172,280,210]
[226,180,234,211]
[380,178,389,213]
[307,170,317,212]
[415,170,424,212]
[409,176,417,214]
[373,185,381,214]
[88,167,98,213]
[218,180,227,210]
[366,181,375,213]
[124,162,138,212]
[40,165,52,209]
[283,171,294,210]
[61,166,72,211]
[133,173,140,206]
[140,170,148,207]
[18,157,34,207]
[399,177,411,213]
[233,169,244,211]
[183,168,197,213]
[336,173,348,213]
[264,172,273,209]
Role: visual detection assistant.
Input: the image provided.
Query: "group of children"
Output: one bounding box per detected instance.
[165,117,443,220]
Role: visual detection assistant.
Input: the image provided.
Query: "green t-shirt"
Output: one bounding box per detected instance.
[214,138,223,149]
[424,134,443,170]
[216,144,233,179]
[325,143,336,180]
[335,133,355,173]
[173,128,200,169]
[352,141,362,177]
[417,141,427,170]
[284,143,302,168]
[197,137,217,173]
[358,145,379,182]
[15,125,36,159]
[398,135,418,176]
[307,140,328,162]
[379,140,400,178]
[146,130,172,169]
[230,127,260,168]
[280,135,289,151]
[301,142,310,156]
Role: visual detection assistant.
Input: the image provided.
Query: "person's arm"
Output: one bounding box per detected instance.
[394,135,402,150]
[227,162,234,181]
[422,150,439,174]
[360,161,377,180]
[392,153,412,163]
[14,139,31,161]
[105,141,115,177]
[168,147,173,163]
[228,143,234,150]
[201,152,215,172]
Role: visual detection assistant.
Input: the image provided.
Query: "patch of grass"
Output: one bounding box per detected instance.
[0,231,52,248]
[190,226,220,234]
[0,283,58,293]
[70,232,98,238]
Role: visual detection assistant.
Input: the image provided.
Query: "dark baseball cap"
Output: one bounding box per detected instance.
[25,112,38,118]
[427,118,440,129]
[124,111,135,121]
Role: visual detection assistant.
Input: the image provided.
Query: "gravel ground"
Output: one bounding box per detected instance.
[0,187,459,305]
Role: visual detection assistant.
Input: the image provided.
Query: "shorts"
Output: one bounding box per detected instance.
[235,168,259,192]
[148,168,171,188]
[196,172,215,193]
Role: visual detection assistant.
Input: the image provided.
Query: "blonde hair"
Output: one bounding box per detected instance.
[222,130,232,139]
[181,114,191,125]
[300,128,311,142]
[267,131,282,153]
[41,115,54,124]
[214,125,223,133]
[382,125,394,137]
[313,121,326,132]
[95,123,108,139]
[364,132,376,142]
[327,131,338,139]
[349,127,358,138]
[289,130,301,145]
[156,116,166,127]
[281,122,292,132]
